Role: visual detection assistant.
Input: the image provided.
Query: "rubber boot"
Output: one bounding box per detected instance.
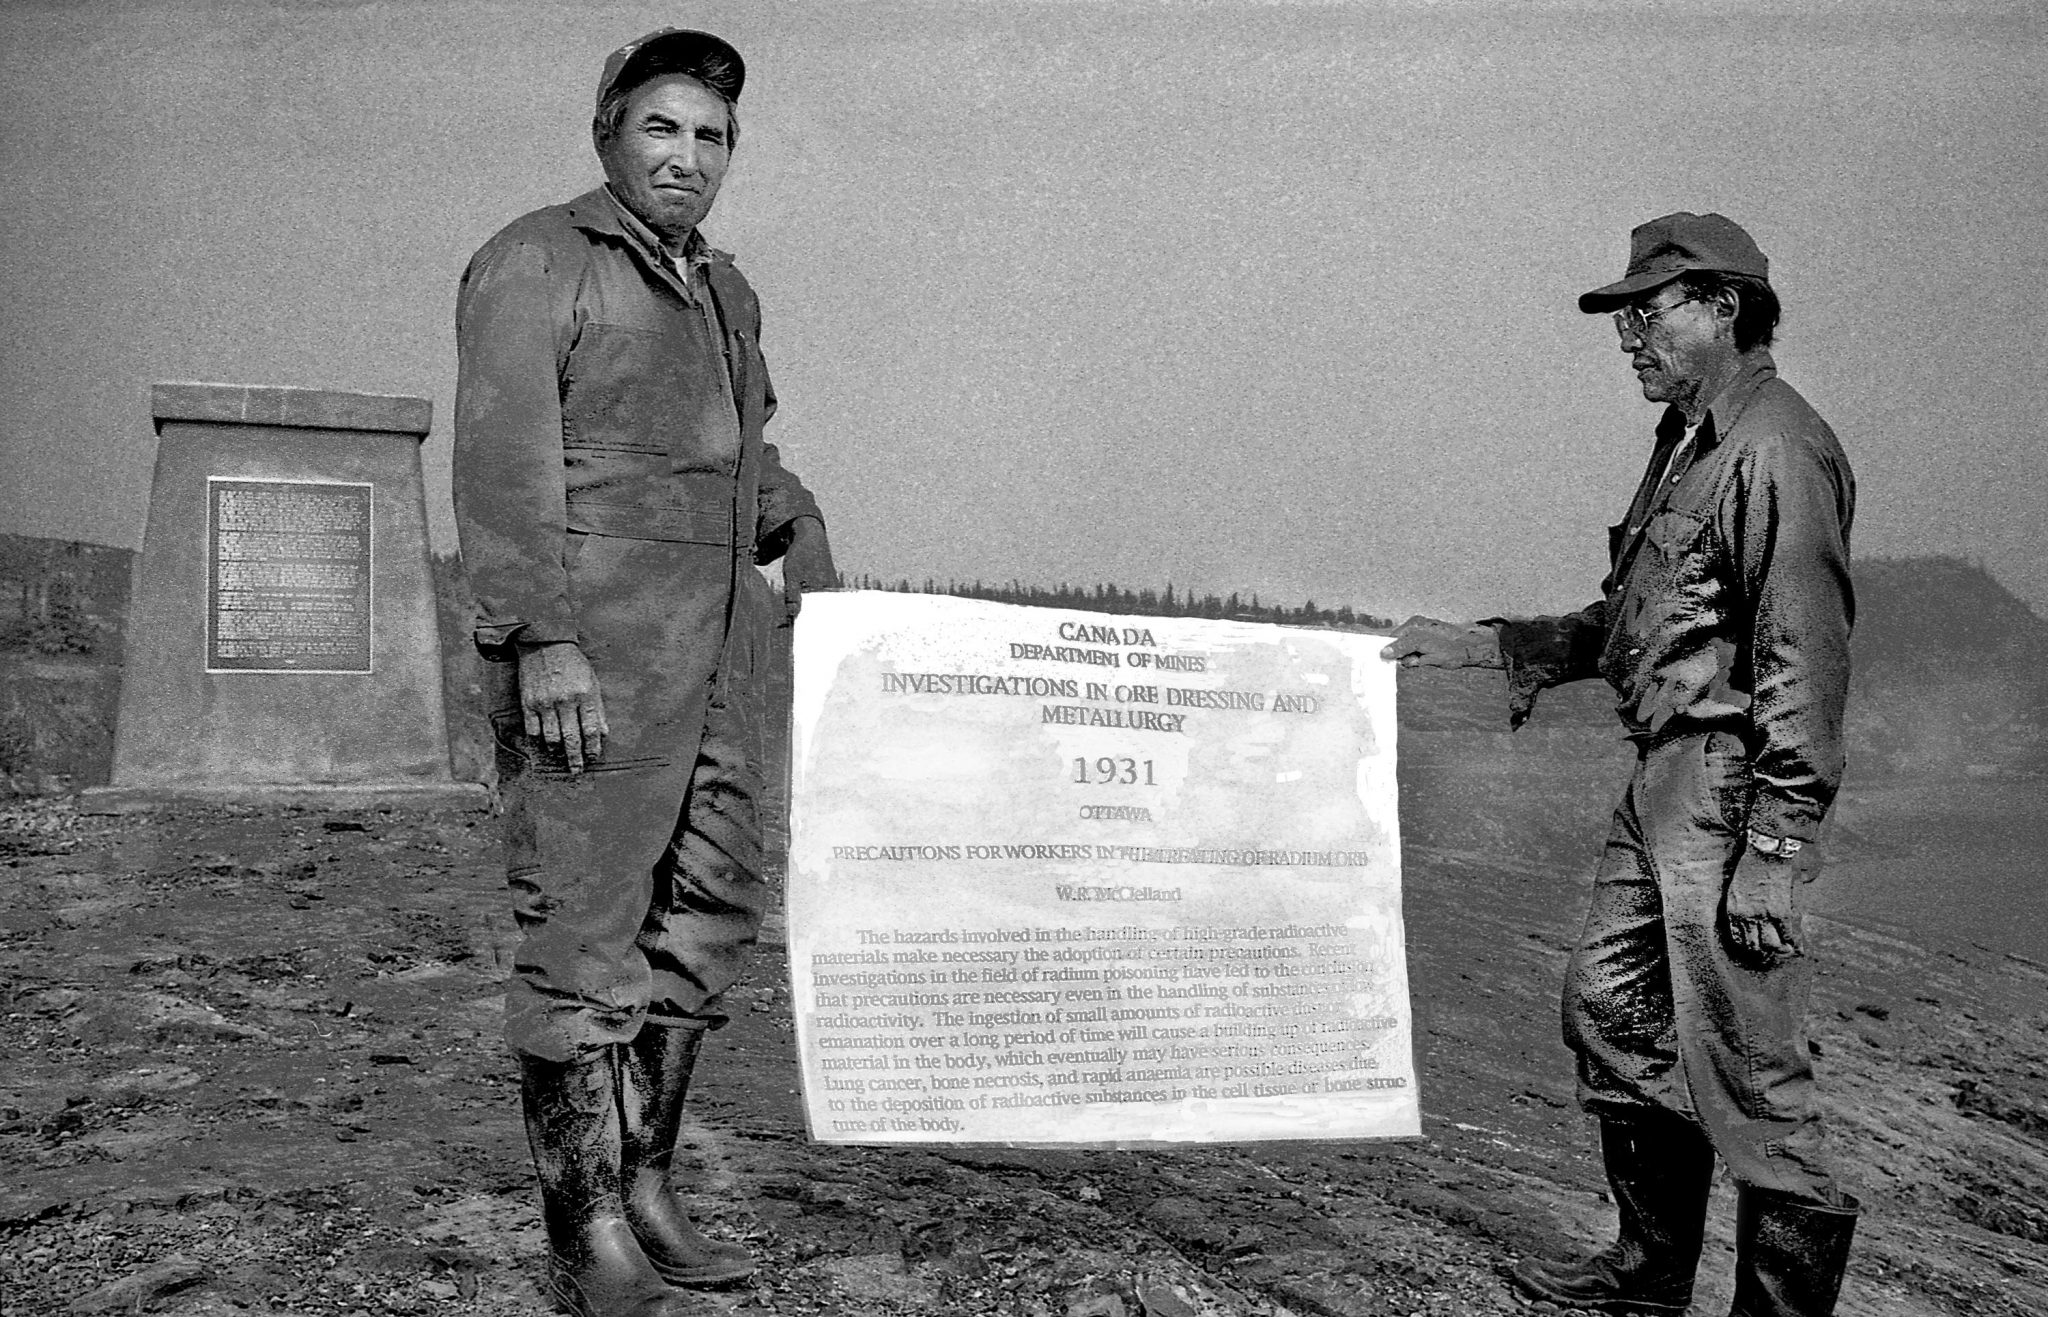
[1730,1186,1859,1316]
[521,1050,700,1317]
[1512,1112,1715,1314]
[619,1020,755,1286]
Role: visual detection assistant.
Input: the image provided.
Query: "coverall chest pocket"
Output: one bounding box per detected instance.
[1618,508,1713,627]
[1645,508,1708,560]
[562,322,740,473]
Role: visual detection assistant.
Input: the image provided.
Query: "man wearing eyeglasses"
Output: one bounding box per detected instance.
[1382,213,1859,1316]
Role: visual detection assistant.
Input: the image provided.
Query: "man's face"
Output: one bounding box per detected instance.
[598,74,732,246]
[1616,285,1722,409]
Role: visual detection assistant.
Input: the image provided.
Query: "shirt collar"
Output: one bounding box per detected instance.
[598,184,710,270]
[1697,351,1778,449]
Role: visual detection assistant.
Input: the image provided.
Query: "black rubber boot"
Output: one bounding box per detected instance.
[1512,1112,1715,1314]
[1730,1186,1859,1316]
[520,1050,700,1317]
[619,1020,755,1286]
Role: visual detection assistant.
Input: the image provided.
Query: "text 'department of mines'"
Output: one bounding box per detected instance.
[787,592,1416,1146]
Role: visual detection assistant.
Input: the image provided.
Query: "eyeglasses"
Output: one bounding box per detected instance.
[1613,296,1701,340]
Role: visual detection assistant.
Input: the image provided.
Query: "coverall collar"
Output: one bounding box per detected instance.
[1659,350,1780,452]
[565,186,727,302]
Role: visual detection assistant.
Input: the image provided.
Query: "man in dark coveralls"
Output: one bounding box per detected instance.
[452,29,834,1317]
[1383,213,1860,1316]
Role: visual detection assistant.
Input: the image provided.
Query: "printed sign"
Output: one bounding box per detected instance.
[787,592,1416,1145]
[206,478,372,673]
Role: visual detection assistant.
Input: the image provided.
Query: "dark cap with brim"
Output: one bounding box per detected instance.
[1578,211,1770,313]
[597,28,744,111]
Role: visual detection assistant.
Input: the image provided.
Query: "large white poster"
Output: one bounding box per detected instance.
[786,592,1416,1145]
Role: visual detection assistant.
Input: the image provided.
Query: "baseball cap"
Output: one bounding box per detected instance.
[1578,212,1770,313]
[596,28,745,111]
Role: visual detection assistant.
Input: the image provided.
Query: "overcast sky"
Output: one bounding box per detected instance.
[3,0,2042,620]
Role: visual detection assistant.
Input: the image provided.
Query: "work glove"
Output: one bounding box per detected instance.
[1379,616,1506,670]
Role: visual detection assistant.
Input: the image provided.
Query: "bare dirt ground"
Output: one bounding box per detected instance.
[5,673,2047,1317]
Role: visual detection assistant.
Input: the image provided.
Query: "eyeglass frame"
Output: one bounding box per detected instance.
[1612,295,1703,340]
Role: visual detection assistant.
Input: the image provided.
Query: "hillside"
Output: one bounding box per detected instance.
[0,538,133,795]
[1846,556,2048,778]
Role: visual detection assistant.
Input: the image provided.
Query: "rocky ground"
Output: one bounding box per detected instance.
[4,674,2047,1317]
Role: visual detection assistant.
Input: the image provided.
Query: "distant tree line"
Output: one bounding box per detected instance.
[836,572,1395,633]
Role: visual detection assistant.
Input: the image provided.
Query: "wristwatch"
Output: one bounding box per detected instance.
[1747,830,1805,858]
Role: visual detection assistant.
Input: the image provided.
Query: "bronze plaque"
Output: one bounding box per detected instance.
[206,478,373,673]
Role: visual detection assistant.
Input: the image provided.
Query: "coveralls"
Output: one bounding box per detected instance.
[1497,354,1854,1204]
[453,185,822,1062]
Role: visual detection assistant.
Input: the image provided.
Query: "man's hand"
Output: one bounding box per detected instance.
[1722,845,1819,966]
[1379,616,1505,670]
[780,516,837,617]
[515,641,608,773]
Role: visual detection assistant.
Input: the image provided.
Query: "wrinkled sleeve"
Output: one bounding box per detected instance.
[452,237,580,654]
[750,344,826,562]
[1488,603,1609,730]
[1726,435,1854,842]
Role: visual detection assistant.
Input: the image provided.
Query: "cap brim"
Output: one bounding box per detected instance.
[1577,270,1684,314]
